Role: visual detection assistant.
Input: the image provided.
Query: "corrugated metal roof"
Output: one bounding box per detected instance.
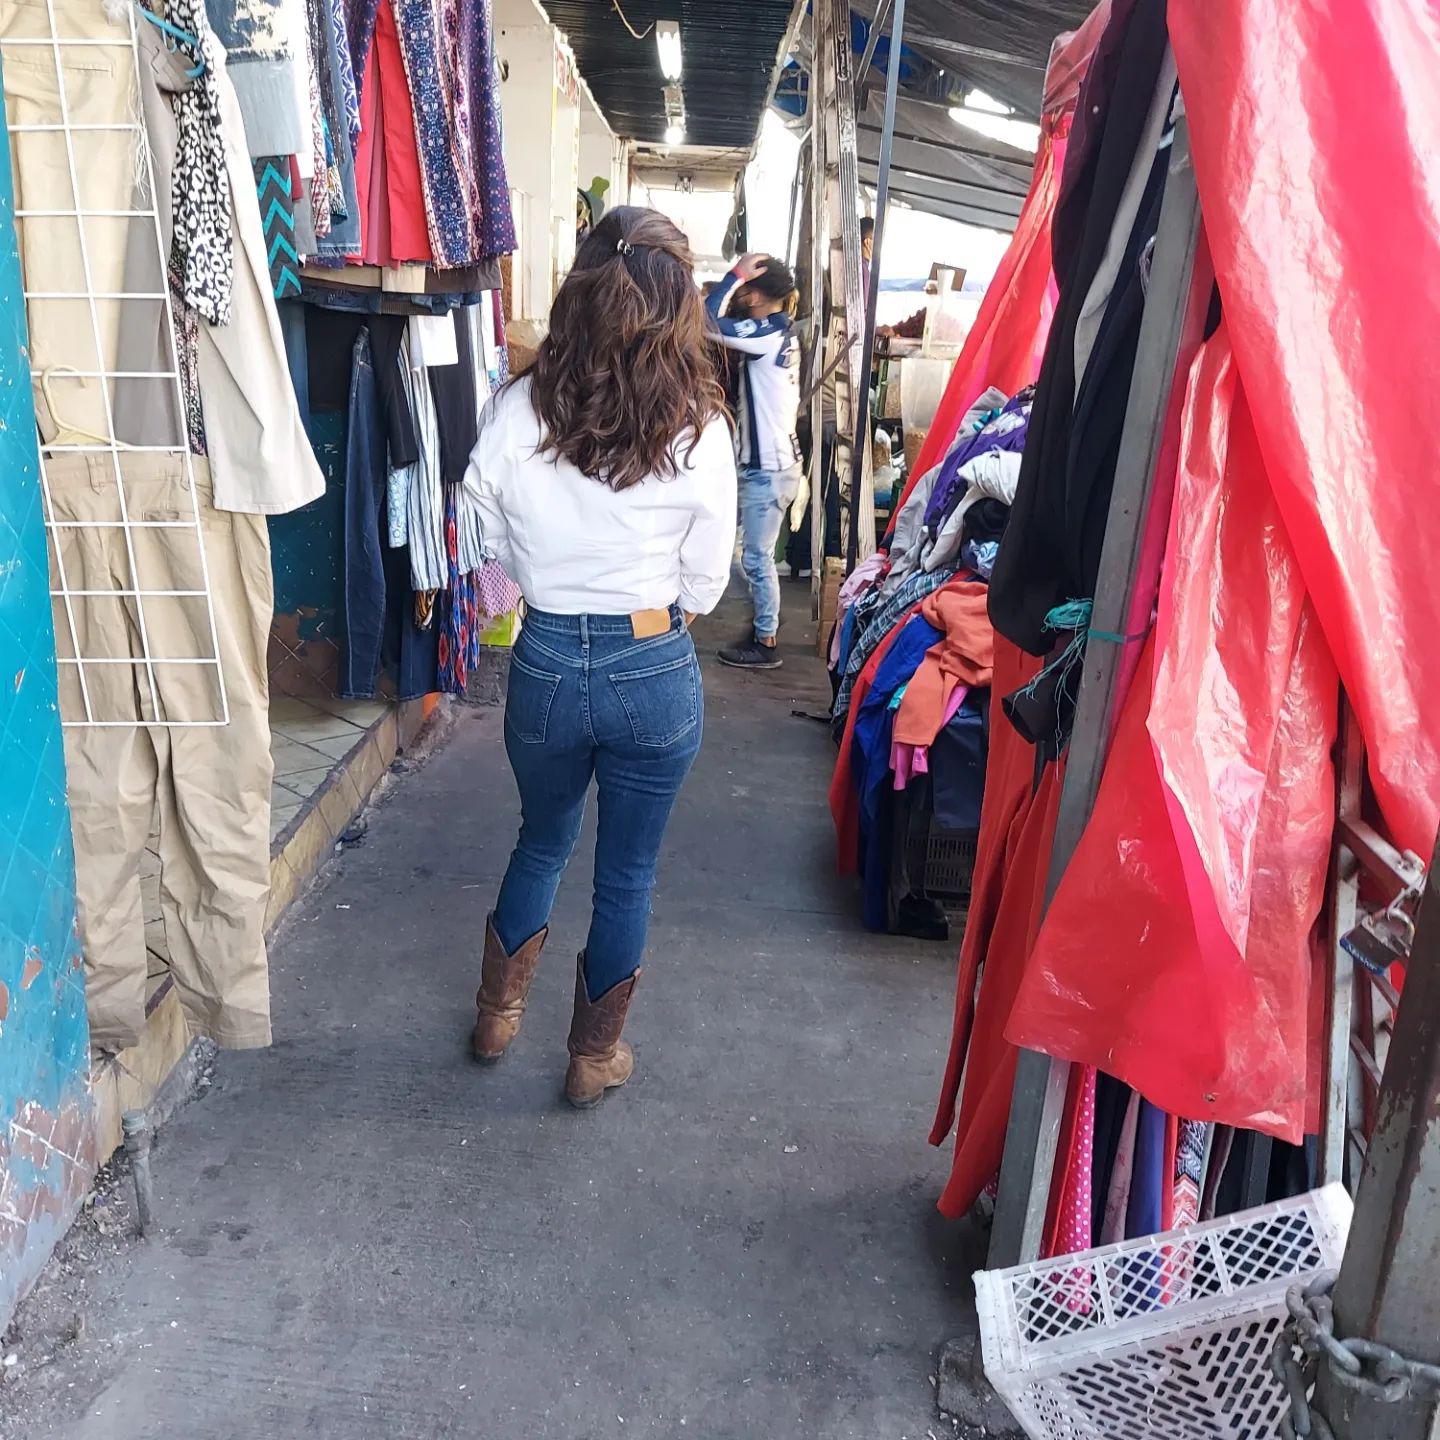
[536,1,798,150]
[775,1,1093,231]
[851,0,1093,117]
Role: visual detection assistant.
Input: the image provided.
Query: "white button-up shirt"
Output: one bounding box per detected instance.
[464,378,738,616]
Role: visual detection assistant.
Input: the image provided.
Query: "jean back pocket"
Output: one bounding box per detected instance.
[506,652,562,744]
[608,653,700,749]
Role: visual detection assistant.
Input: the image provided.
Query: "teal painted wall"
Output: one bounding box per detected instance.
[0,63,94,1321]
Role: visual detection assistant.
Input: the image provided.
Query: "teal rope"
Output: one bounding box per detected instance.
[136,5,207,77]
[1010,598,1152,709]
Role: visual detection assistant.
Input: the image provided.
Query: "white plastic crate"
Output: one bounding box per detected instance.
[975,1185,1353,1440]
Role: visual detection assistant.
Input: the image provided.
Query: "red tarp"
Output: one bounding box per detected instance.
[1006,0,1440,1137]
[1168,0,1440,858]
[1008,330,1337,1140]
[934,0,1440,1186]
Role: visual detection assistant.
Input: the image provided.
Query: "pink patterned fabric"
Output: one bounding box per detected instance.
[476,558,520,619]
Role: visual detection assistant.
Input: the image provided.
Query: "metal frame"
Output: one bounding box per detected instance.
[1317,820,1440,1439]
[4,0,228,728]
[807,0,872,584]
[988,105,1210,1268]
[847,0,905,571]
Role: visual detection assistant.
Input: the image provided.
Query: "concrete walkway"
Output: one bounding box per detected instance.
[53,588,979,1440]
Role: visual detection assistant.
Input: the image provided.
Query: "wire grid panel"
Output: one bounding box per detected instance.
[975,1185,1353,1440]
[3,0,228,726]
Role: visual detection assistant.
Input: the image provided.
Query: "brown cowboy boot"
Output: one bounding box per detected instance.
[564,957,639,1109]
[472,916,547,1064]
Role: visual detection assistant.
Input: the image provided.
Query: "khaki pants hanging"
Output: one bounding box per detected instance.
[48,454,274,1051]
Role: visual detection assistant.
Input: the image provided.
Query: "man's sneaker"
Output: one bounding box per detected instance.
[717,637,783,670]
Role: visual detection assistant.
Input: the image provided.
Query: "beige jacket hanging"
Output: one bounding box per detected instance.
[124,19,323,515]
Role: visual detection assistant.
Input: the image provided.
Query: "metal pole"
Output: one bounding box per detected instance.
[987,109,1211,1268]
[807,49,827,606]
[856,0,895,84]
[846,0,905,573]
[1316,825,1440,1440]
[785,124,811,270]
[1320,702,1363,1188]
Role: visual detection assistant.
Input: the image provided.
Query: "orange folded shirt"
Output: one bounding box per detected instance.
[893,579,994,746]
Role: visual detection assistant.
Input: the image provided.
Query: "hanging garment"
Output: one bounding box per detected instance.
[987,0,1171,658]
[899,8,1108,504]
[311,0,362,259]
[391,0,474,265]
[203,0,310,156]
[1042,1065,1096,1259]
[352,0,431,264]
[463,0,515,258]
[135,17,325,513]
[49,454,274,1051]
[438,488,479,695]
[428,301,479,486]
[2,0,144,446]
[165,0,235,325]
[254,156,302,299]
[341,329,388,698]
[401,328,449,592]
[1072,50,1177,395]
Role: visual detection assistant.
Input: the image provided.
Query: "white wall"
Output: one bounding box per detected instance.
[495,16,555,320]
[578,99,628,213]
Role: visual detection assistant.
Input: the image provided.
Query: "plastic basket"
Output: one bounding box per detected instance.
[975,1185,1353,1440]
[921,822,978,909]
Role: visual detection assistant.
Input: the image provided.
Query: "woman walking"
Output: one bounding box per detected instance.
[465,207,736,1108]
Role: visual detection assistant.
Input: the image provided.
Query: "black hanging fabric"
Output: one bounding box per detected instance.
[987,0,1172,659]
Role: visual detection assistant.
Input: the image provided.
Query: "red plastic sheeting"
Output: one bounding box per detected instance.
[895,7,1114,508]
[1169,0,1440,858]
[929,636,1063,1218]
[1006,329,1338,1140]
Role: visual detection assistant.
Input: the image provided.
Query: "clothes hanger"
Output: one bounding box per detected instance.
[134,4,206,78]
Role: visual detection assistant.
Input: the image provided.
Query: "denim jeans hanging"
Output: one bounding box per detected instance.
[340,329,386,698]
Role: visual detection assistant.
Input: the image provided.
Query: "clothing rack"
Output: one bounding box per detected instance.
[7,0,229,728]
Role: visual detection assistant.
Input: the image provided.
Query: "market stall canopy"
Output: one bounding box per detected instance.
[853,0,1092,116]
[779,0,1091,231]
[536,0,799,150]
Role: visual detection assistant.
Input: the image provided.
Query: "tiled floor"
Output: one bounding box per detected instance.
[142,696,393,970]
[268,696,391,841]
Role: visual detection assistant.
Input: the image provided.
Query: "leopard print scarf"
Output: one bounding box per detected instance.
[165,0,234,326]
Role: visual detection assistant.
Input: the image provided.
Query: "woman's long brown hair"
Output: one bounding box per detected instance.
[523,206,728,492]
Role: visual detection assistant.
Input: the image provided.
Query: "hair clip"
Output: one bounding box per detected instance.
[616,238,635,257]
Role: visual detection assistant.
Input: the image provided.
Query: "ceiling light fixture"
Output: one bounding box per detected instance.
[656,19,683,80]
[662,79,685,149]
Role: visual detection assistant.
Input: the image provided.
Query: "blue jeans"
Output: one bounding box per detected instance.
[493,608,703,999]
[340,329,385,699]
[739,465,802,639]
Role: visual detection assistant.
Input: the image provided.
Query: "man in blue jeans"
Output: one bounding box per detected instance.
[706,254,802,670]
